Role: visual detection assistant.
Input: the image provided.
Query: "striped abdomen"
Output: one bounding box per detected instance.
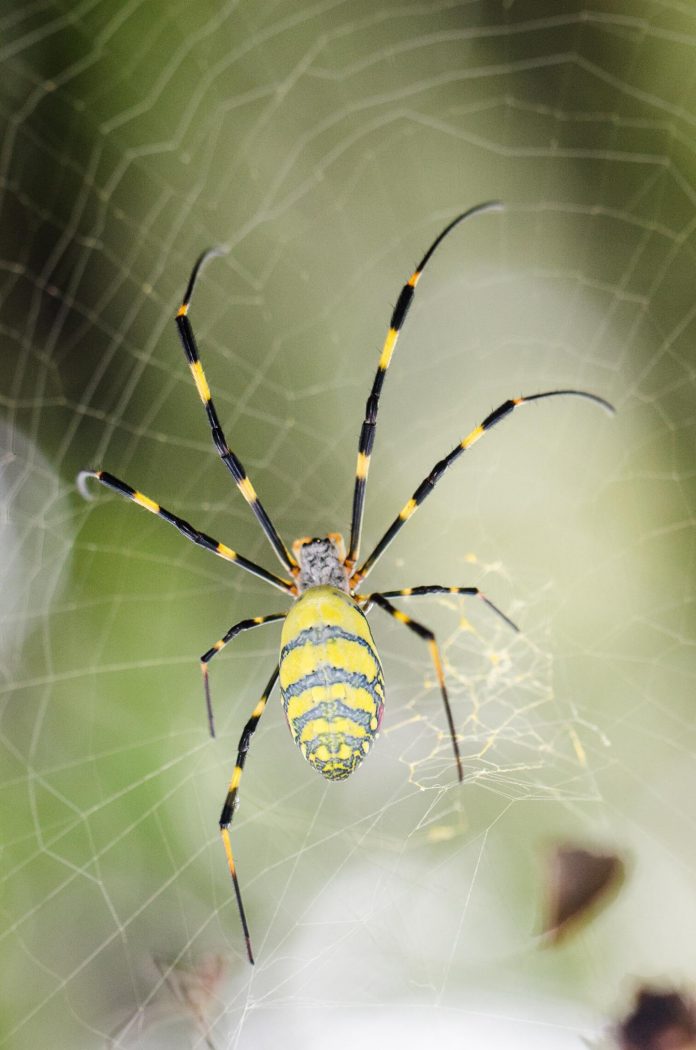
[279,586,384,781]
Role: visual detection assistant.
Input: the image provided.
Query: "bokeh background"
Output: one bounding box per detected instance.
[2,1,695,1047]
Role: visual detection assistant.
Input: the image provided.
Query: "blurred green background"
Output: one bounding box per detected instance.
[2,1,695,1047]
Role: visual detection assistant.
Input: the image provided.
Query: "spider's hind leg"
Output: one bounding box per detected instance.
[219,664,280,966]
[364,592,463,782]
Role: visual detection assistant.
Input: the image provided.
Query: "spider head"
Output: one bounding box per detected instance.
[292,533,349,592]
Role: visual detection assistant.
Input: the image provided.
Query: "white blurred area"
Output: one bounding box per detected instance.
[0,423,71,666]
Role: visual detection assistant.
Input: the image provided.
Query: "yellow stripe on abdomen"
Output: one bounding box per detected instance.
[281,633,380,688]
[279,586,384,781]
[285,680,380,725]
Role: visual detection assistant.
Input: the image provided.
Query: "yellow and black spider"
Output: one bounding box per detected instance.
[79,202,613,964]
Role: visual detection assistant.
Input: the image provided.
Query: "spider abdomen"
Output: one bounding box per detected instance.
[279,586,384,781]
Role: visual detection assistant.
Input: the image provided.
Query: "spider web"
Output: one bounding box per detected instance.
[2,1,695,1047]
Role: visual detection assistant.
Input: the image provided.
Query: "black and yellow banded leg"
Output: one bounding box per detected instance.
[345,201,502,570]
[352,388,615,586]
[374,586,519,633]
[366,593,463,783]
[201,613,286,738]
[219,665,280,966]
[175,248,297,576]
[78,470,295,595]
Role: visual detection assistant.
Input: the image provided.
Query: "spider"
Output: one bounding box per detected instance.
[79,202,613,964]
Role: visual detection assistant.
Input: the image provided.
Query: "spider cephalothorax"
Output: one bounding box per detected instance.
[292,534,349,591]
[79,202,613,963]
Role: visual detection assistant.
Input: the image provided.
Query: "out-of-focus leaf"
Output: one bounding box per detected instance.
[542,844,625,943]
[617,988,696,1050]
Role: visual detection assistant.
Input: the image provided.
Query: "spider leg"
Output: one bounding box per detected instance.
[78,470,295,594]
[176,248,297,575]
[366,593,463,782]
[219,665,280,966]
[352,388,614,586]
[367,585,519,633]
[201,613,286,737]
[345,202,502,570]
